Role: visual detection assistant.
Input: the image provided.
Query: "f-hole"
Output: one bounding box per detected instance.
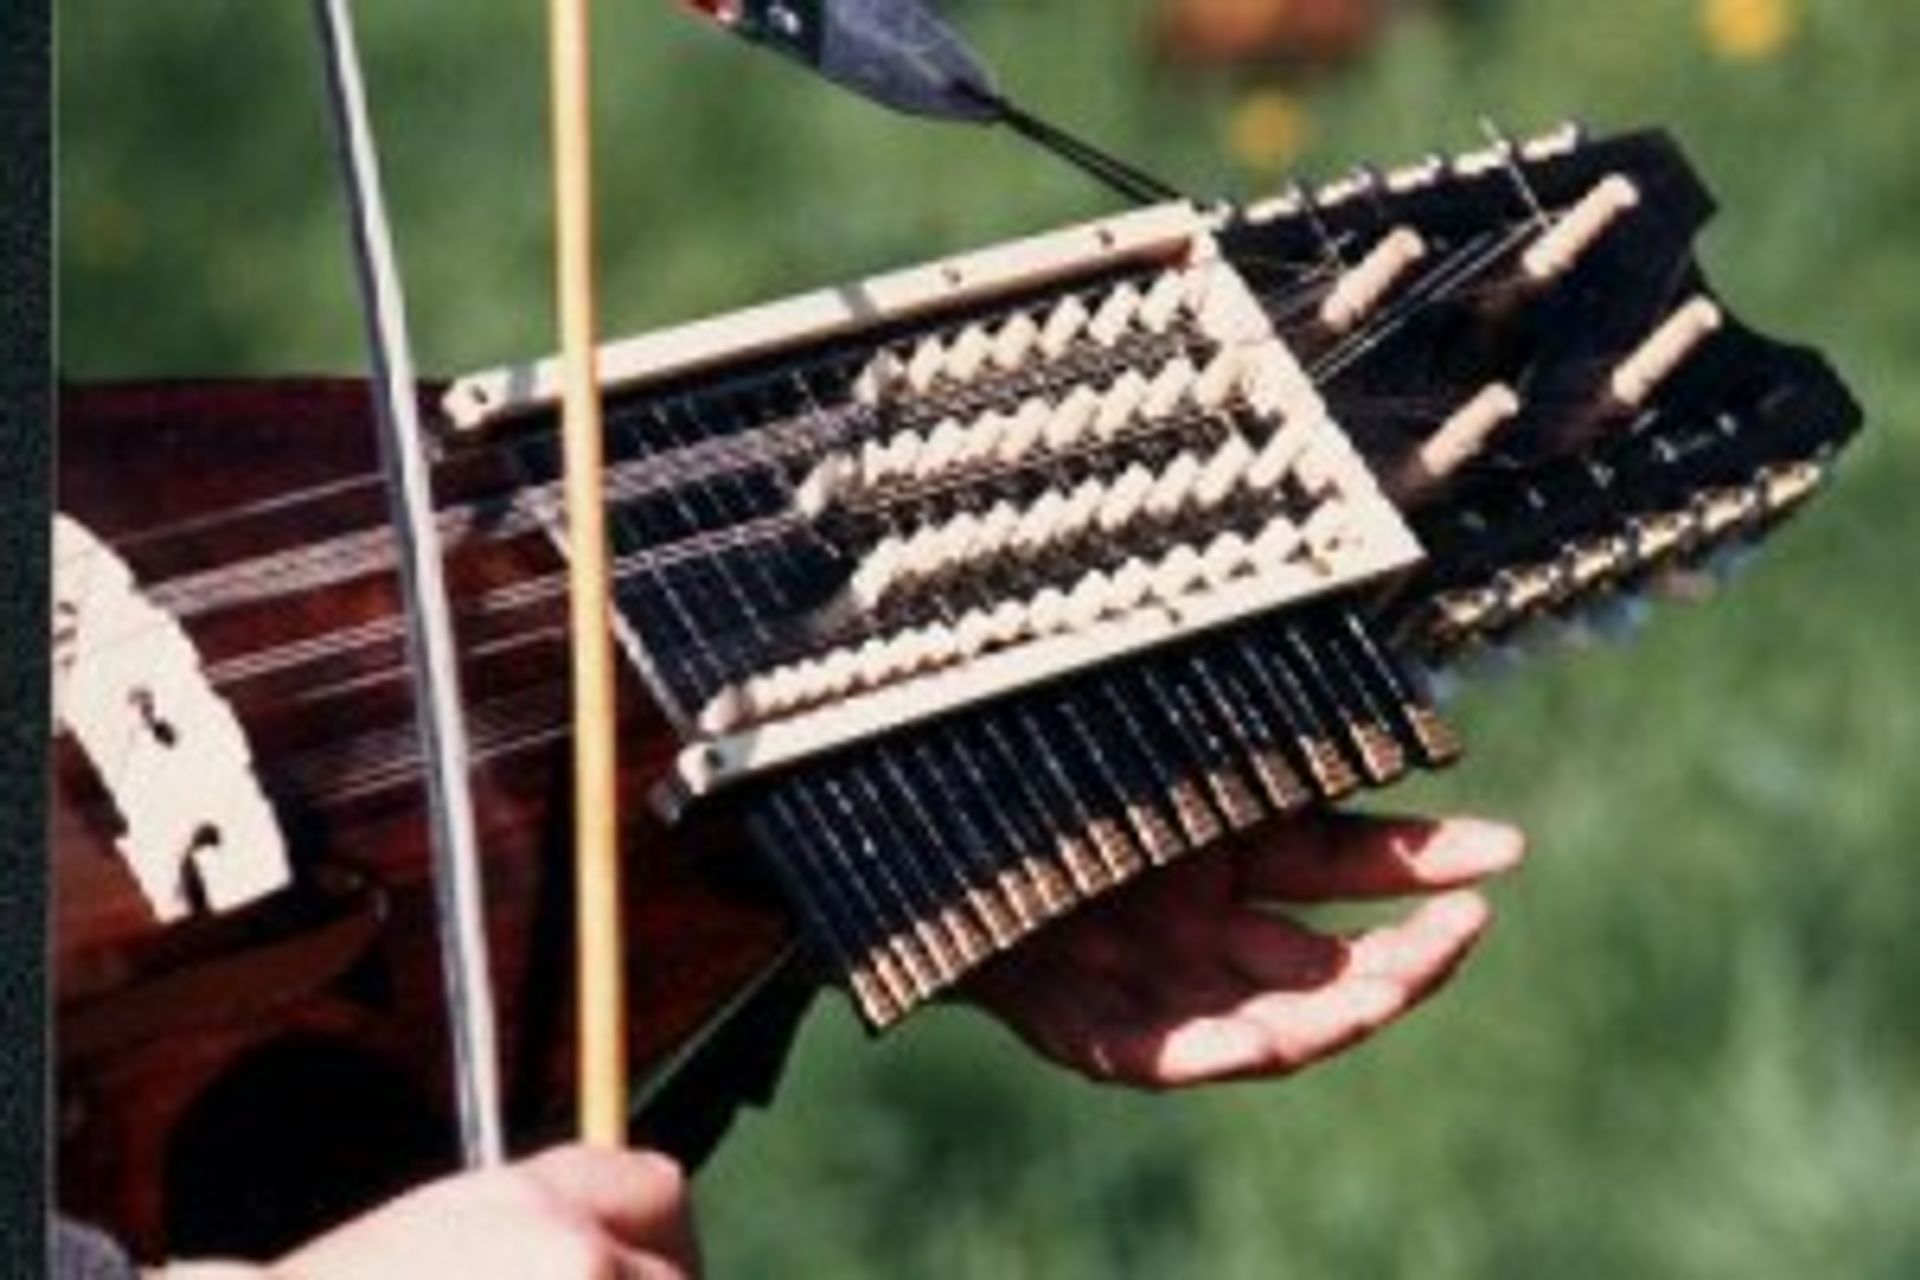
[177,825,221,915]
[131,686,178,747]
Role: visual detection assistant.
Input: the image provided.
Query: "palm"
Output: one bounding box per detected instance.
[962,814,1525,1088]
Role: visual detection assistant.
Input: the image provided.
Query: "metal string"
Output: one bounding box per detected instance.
[57,391,1559,718]
[56,226,1610,782]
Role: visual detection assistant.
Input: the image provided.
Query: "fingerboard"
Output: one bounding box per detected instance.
[447,126,1860,1027]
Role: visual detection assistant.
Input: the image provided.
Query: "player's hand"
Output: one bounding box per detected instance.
[270,1144,699,1280]
[963,813,1525,1089]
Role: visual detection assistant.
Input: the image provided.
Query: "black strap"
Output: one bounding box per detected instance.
[991,97,1185,206]
[633,950,822,1171]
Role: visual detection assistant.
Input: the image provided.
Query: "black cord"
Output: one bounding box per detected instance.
[956,83,1186,207]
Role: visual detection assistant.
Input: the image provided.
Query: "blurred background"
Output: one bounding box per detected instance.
[60,0,1920,1275]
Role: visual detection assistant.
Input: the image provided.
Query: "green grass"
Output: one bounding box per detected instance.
[61,0,1920,1274]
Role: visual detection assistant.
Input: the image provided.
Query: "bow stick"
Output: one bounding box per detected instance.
[551,0,629,1147]
[311,0,506,1167]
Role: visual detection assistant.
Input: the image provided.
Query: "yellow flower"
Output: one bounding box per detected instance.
[1228,89,1312,176]
[1701,0,1799,62]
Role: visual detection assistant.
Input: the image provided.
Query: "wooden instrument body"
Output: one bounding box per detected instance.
[53,381,796,1259]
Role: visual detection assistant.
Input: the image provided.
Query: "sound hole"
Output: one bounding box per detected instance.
[162,1034,457,1260]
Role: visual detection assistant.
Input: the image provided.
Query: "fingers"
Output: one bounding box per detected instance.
[275,1144,701,1280]
[1229,889,1493,1071]
[1085,889,1494,1089]
[963,815,1519,1092]
[1121,1015,1277,1087]
[1076,980,1399,1089]
[616,1250,700,1280]
[523,1145,700,1272]
[1236,813,1525,903]
[1345,888,1491,995]
[1220,909,1348,991]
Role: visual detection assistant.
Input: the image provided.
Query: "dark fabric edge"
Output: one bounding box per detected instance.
[1,0,53,1272]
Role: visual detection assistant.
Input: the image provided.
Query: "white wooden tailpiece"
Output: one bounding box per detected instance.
[53,515,292,921]
[658,242,1425,813]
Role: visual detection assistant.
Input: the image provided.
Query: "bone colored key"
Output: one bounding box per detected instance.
[907,335,948,391]
[1093,370,1152,440]
[991,312,1042,369]
[852,350,904,404]
[1039,294,1092,358]
[1088,282,1145,346]
[1097,464,1159,535]
[1192,347,1246,410]
[1139,269,1191,333]
[1143,356,1199,419]
[794,453,856,516]
[943,324,994,382]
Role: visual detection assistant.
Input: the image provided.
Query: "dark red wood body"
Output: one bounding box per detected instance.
[53,381,796,1260]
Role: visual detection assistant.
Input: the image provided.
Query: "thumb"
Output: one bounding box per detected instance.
[523,1145,700,1271]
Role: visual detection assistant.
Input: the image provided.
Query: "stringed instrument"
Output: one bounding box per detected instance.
[52,124,1859,1259]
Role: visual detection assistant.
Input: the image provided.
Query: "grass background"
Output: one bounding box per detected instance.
[61,0,1920,1275]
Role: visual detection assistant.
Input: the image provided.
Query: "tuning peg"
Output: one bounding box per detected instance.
[1320,227,1427,333]
[1392,383,1522,499]
[1523,175,1641,281]
[1612,298,1725,407]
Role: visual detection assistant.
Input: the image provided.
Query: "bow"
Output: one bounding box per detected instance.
[304,0,1188,1173]
[314,0,640,1159]
[311,0,509,1168]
